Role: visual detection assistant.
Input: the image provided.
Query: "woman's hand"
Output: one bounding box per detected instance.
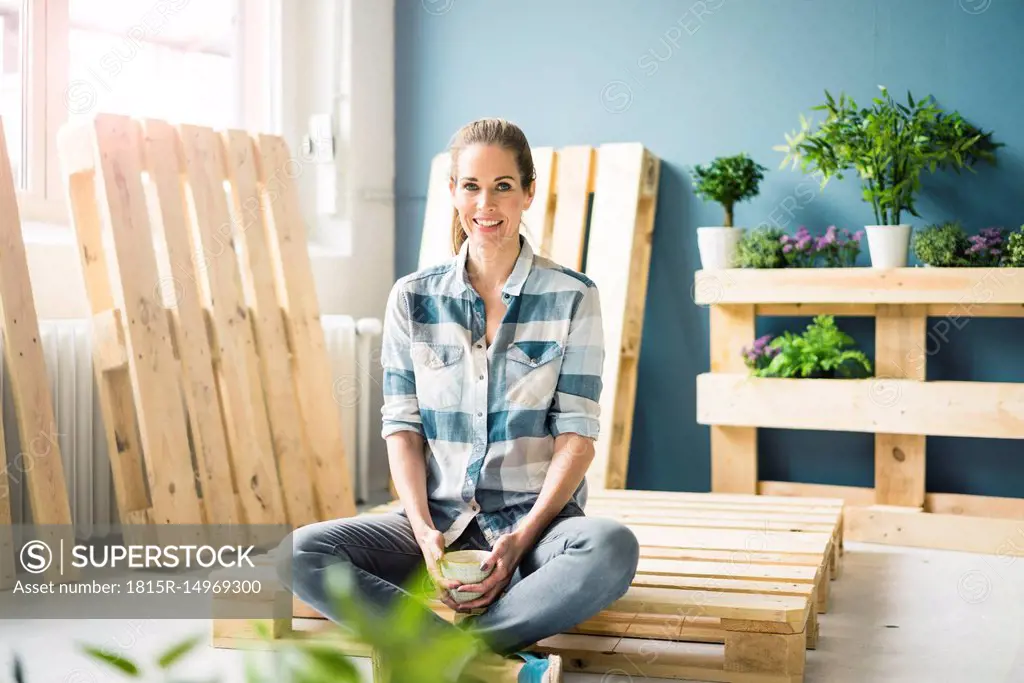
[415,526,464,611]
[451,531,531,611]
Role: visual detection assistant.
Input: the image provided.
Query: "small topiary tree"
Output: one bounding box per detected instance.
[691,153,768,228]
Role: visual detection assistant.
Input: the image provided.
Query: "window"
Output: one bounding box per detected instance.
[13,0,277,221]
[67,0,241,130]
[0,0,24,189]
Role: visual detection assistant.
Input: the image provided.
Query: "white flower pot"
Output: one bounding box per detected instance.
[697,226,743,269]
[864,224,912,268]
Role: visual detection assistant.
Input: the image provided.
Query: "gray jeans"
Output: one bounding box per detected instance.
[276,511,640,655]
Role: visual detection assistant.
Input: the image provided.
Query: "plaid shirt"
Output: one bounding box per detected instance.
[380,234,605,547]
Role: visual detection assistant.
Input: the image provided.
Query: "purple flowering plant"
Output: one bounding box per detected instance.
[742,334,781,372]
[779,225,863,267]
[965,226,1007,267]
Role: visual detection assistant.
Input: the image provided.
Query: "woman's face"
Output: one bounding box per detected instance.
[450,144,534,254]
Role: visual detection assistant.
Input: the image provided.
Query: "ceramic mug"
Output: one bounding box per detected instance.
[439,549,492,603]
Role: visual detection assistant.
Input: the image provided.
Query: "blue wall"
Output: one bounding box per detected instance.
[395,0,1024,496]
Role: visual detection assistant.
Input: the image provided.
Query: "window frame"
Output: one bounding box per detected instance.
[14,0,279,225]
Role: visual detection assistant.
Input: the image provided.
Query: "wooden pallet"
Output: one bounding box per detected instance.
[210,490,844,682]
[0,118,78,587]
[417,143,660,490]
[54,113,356,538]
[695,266,1024,557]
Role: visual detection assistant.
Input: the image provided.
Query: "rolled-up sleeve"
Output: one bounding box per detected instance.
[380,280,424,438]
[548,283,605,439]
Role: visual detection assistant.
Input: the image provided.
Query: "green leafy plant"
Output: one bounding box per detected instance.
[912,220,971,266]
[775,86,1001,226]
[736,227,787,268]
[691,153,769,227]
[911,222,1009,267]
[1005,227,1024,267]
[745,315,873,379]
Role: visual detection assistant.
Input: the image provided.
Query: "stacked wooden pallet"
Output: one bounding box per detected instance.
[49,114,355,541]
[0,118,79,587]
[211,489,844,682]
[695,267,1024,557]
[419,143,661,491]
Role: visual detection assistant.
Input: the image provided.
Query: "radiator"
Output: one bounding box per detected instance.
[3,316,385,539]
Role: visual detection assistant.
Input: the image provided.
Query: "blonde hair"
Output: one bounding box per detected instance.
[447,118,537,256]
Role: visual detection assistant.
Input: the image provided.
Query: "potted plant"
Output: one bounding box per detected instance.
[912,222,1008,267]
[691,153,768,269]
[911,220,971,267]
[743,315,872,379]
[965,227,1008,267]
[775,86,1001,268]
[1005,226,1024,267]
[780,225,864,268]
[735,227,787,268]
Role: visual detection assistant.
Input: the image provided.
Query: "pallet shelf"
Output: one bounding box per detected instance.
[695,267,1024,557]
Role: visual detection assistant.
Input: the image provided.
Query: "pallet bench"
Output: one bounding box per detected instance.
[211,489,845,683]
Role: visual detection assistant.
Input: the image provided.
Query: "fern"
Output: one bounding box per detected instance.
[753,315,872,379]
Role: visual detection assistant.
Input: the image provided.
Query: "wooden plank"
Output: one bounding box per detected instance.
[254,133,357,519]
[845,505,1024,556]
[709,304,758,494]
[588,488,844,509]
[60,114,205,531]
[222,129,320,529]
[521,146,555,257]
[138,119,242,527]
[605,514,833,534]
[534,632,802,683]
[611,585,807,631]
[760,481,1024,521]
[757,303,876,317]
[694,266,1024,305]
[874,304,927,507]
[0,118,75,554]
[637,558,818,584]
[761,302,1024,318]
[632,575,814,599]
[546,145,594,270]
[628,524,830,556]
[698,372,1024,439]
[724,630,805,681]
[176,124,289,527]
[417,152,455,270]
[585,144,660,489]
[758,481,875,506]
[584,502,839,525]
[927,492,1024,519]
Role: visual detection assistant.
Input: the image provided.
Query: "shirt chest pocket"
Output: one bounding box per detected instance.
[504,341,564,410]
[410,342,465,410]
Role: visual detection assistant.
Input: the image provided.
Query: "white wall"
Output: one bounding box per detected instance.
[23,0,396,323]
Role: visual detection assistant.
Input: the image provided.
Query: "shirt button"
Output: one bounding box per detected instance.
[476,343,483,349]
[477,411,483,417]
[479,374,484,380]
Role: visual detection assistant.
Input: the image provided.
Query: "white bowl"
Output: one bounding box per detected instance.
[440,550,492,603]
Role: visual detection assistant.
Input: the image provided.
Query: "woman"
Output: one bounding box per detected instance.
[278,118,640,683]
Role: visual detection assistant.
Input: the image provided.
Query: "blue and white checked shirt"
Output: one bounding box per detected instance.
[380,234,605,547]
